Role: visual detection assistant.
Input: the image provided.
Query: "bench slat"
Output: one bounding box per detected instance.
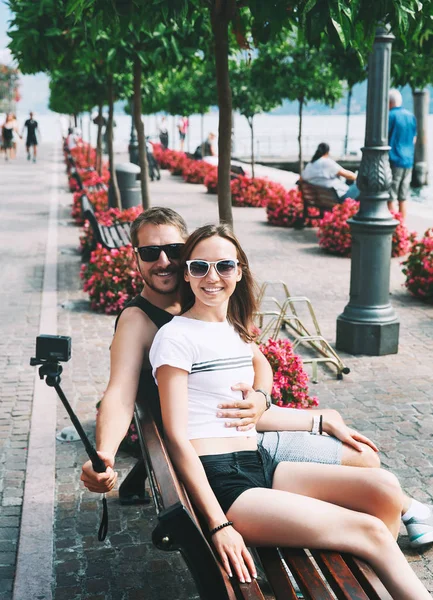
[115,223,131,245]
[281,548,334,600]
[257,547,298,599]
[311,551,370,600]
[343,556,393,600]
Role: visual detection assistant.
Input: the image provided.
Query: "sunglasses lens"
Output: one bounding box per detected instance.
[216,260,237,277]
[138,247,160,261]
[165,244,183,259]
[189,260,209,277]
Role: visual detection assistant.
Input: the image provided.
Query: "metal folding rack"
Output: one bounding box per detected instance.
[255,281,350,383]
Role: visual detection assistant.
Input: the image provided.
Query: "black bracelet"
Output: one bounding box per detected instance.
[210,521,233,536]
[319,414,323,435]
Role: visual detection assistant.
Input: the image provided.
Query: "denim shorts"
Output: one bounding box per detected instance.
[199,446,278,514]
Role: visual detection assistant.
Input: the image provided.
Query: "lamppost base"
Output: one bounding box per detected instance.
[336,315,399,355]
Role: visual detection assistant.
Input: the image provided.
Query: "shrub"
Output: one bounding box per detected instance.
[77,167,110,187]
[80,244,141,314]
[318,200,413,257]
[72,189,109,225]
[266,187,320,227]
[231,176,280,208]
[259,338,319,408]
[70,144,96,169]
[402,228,433,302]
[183,160,215,184]
[168,152,190,176]
[204,167,218,194]
[317,199,359,255]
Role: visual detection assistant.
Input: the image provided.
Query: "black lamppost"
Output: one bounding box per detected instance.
[128,97,139,165]
[336,26,400,355]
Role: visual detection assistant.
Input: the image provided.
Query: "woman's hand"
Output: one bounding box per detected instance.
[212,525,257,583]
[322,410,378,453]
[216,383,267,432]
[80,451,117,493]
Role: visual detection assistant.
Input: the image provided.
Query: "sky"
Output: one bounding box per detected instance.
[0,1,50,115]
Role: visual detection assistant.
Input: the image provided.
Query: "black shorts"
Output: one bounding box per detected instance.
[179,132,186,141]
[199,446,278,514]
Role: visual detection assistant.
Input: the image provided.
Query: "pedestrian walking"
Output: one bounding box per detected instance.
[21,111,39,163]
[388,89,417,221]
[2,113,20,162]
[158,116,169,150]
[177,116,189,151]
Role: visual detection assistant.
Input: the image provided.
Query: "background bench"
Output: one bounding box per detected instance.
[297,181,340,228]
[134,396,392,600]
[81,195,131,253]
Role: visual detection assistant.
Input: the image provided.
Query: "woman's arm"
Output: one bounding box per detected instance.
[337,167,357,181]
[157,364,256,582]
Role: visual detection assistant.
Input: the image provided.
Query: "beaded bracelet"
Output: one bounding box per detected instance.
[210,521,233,537]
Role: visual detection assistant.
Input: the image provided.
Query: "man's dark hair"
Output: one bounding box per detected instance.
[311,142,330,163]
[130,207,188,247]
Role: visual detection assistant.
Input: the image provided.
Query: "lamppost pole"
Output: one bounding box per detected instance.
[336,26,400,355]
[128,97,139,165]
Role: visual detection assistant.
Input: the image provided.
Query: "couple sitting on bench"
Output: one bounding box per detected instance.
[300,142,360,201]
[81,208,431,599]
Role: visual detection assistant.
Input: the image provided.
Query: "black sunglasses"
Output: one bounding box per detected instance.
[134,243,184,262]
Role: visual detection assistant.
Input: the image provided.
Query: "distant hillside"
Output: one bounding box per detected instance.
[271,83,433,116]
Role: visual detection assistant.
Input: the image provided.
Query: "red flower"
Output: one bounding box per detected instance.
[402,228,433,302]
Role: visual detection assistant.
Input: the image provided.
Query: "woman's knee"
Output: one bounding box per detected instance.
[369,468,403,514]
[361,514,395,558]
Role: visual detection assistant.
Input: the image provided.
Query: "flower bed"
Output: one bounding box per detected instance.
[231,176,279,208]
[204,168,218,194]
[183,160,215,184]
[77,167,110,187]
[402,228,433,302]
[318,200,413,257]
[80,206,142,257]
[266,187,320,227]
[80,244,140,314]
[72,189,109,225]
[259,338,318,408]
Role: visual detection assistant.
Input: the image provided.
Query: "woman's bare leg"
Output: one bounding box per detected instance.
[227,488,431,600]
[272,462,403,537]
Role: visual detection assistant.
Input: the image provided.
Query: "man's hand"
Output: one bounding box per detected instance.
[216,383,267,432]
[322,410,379,454]
[80,451,117,493]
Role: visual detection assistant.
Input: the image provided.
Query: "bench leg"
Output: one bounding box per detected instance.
[119,458,151,505]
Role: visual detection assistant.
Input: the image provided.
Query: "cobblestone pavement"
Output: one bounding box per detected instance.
[1,148,433,599]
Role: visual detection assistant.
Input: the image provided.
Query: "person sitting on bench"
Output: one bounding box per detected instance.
[81,207,433,549]
[148,223,431,598]
[301,142,360,201]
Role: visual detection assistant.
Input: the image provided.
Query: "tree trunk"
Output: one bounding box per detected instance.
[412,88,429,187]
[210,0,236,228]
[133,56,151,209]
[344,87,353,156]
[87,111,92,164]
[107,75,122,209]
[247,116,255,178]
[298,96,304,173]
[96,103,103,175]
[73,114,78,128]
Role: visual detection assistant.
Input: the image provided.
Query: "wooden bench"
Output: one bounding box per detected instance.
[134,398,392,600]
[297,182,340,228]
[81,195,131,253]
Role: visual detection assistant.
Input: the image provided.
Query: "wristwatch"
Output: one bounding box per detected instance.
[255,389,272,411]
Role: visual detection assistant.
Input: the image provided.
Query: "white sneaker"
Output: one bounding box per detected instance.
[405,507,433,547]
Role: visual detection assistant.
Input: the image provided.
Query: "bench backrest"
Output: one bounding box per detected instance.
[299,181,340,209]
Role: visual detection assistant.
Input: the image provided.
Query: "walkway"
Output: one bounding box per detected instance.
[0,145,432,599]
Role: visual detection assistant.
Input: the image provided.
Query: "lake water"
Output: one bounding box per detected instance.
[12,111,433,206]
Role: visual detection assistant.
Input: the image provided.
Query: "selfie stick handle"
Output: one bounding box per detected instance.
[52,381,106,474]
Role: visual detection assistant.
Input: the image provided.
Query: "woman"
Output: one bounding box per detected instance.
[2,113,19,161]
[301,142,360,200]
[149,224,431,599]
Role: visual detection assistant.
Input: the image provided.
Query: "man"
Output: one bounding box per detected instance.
[81,207,433,547]
[21,111,39,163]
[388,89,417,221]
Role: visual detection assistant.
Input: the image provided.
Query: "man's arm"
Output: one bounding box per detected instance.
[217,344,272,432]
[80,307,154,492]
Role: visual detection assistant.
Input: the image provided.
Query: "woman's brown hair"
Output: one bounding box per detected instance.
[179,224,258,343]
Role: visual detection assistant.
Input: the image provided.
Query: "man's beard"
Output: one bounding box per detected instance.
[141,266,180,295]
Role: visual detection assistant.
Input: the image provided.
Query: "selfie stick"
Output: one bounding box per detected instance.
[30,356,108,540]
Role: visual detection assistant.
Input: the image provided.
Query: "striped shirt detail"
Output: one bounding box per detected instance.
[191,355,253,374]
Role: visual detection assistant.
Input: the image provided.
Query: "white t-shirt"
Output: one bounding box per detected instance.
[301,156,348,197]
[149,316,256,440]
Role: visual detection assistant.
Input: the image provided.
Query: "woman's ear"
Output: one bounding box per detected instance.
[184,267,190,283]
[236,265,242,282]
